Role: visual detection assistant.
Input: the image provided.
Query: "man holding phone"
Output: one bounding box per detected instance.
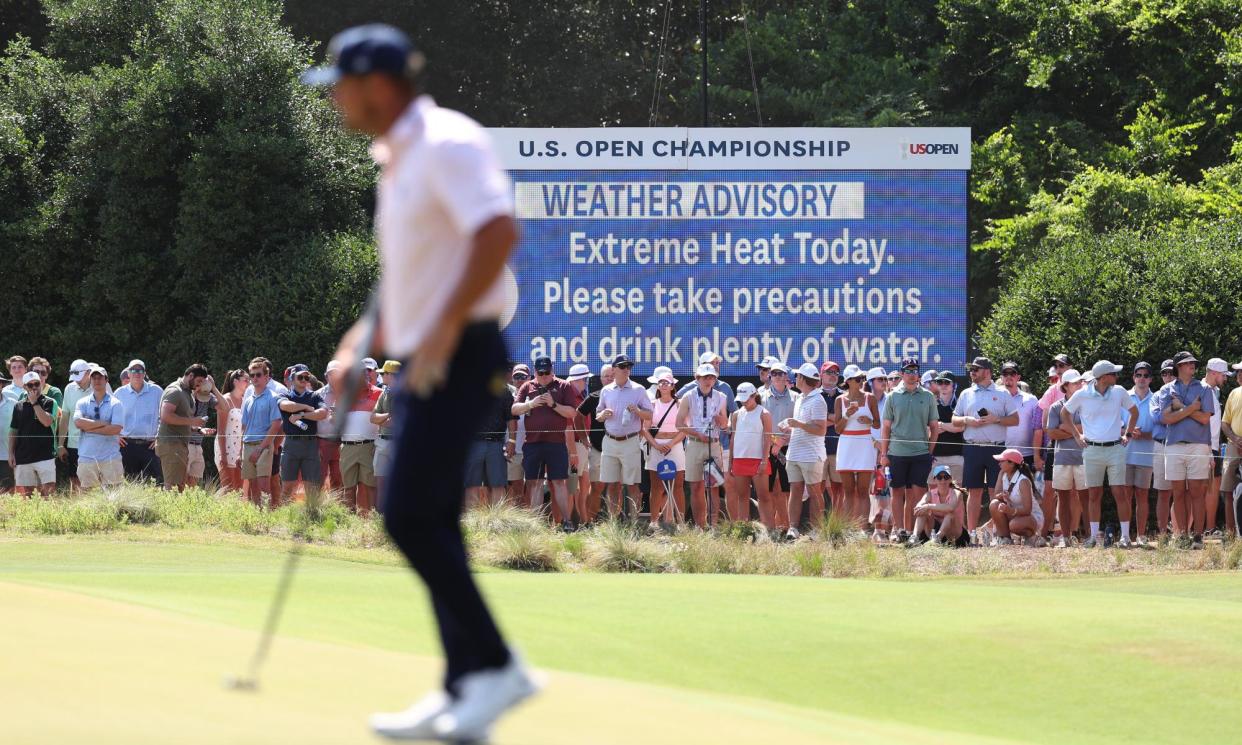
[512,356,579,528]
[952,357,1020,543]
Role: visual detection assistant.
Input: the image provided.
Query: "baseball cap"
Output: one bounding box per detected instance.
[934,371,955,384]
[566,363,591,381]
[301,24,425,87]
[768,361,790,375]
[22,371,41,385]
[1232,360,1242,371]
[288,363,310,376]
[1059,369,1082,388]
[821,361,841,374]
[511,363,531,379]
[647,365,673,384]
[611,354,634,369]
[1172,351,1198,367]
[1090,360,1123,378]
[967,356,993,371]
[128,359,146,372]
[380,360,402,374]
[899,358,920,372]
[757,356,780,370]
[698,351,720,364]
[930,464,952,479]
[1053,354,1070,366]
[533,357,553,374]
[842,364,865,380]
[1047,366,1058,379]
[325,359,342,375]
[992,448,1024,465]
[1206,357,1229,374]
[69,359,90,383]
[361,357,378,370]
[735,381,759,402]
[88,364,108,378]
[1159,358,1175,373]
[866,366,887,381]
[795,362,820,380]
[1133,361,1153,374]
[694,363,718,378]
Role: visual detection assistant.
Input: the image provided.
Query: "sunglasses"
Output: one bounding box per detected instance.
[770,371,787,377]
[296,373,312,381]
[249,370,267,378]
[31,368,48,375]
[24,382,40,389]
[130,368,146,374]
[512,373,530,380]
[1133,373,1152,379]
[934,474,952,481]
[658,380,673,386]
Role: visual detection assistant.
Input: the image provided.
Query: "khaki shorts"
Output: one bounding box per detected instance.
[507,450,524,482]
[340,441,376,488]
[587,445,602,478]
[1152,442,1171,491]
[1083,444,1126,489]
[1052,464,1087,491]
[1126,464,1153,490]
[156,440,189,486]
[79,458,124,489]
[927,455,964,485]
[787,458,825,484]
[684,438,723,482]
[1221,442,1242,495]
[373,437,394,479]
[15,459,56,487]
[187,444,205,480]
[823,454,841,484]
[567,441,590,495]
[600,435,642,485]
[241,442,274,481]
[1165,442,1212,481]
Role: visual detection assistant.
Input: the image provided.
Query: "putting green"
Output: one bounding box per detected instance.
[2,534,1240,744]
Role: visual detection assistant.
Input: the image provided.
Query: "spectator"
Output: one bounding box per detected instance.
[512,356,578,529]
[780,363,829,538]
[24,357,63,408]
[919,370,937,391]
[252,357,288,506]
[1153,352,1215,548]
[677,363,729,529]
[339,360,383,513]
[371,360,403,502]
[506,363,532,505]
[645,365,672,400]
[594,354,653,522]
[1150,358,1177,538]
[279,364,330,512]
[755,357,779,395]
[214,369,248,491]
[185,375,219,488]
[316,360,344,493]
[115,359,163,484]
[911,464,967,546]
[999,362,1043,470]
[464,369,514,508]
[156,364,211,492]
[951,357,1020,544]
[3,356,27,399]
[73,365,125,489]
[57,359,93,490]
[1038,354,1071,412]
[1204,357,1230,535]
[9,371,57,495]
[1124,362,1157,545]
[879,358,939,543]
[0,386,15,492]
[835,365,880,530]
[563,364,593,522]
[240,357,284,508]
[642,369,686,529]
[865,366,889,454]
[1061,361,1138,547]
[729,382,773,527]
[1047,370,1086,547]
[759,362,797,527]
[1222,360,1242,538]
[819,361,844,515]
[679,351,737,522]
[929,372,965,484]
[576,363,614,521]
[988,448,1044,545]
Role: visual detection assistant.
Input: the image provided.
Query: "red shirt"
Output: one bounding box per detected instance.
[515,378,578,444]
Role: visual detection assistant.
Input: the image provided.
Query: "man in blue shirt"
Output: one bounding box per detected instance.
[241,357,284,508]
[114,359,163,484]
[1150,359,1175,540]
[73,366,126,489]
[1151,351,1215,548]
[1123,362,1157,545]
[278,364,329,512]
[0,386,16,491]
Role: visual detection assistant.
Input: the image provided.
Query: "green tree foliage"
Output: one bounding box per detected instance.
[0,0,375,383]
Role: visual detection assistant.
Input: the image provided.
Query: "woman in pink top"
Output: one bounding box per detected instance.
[642,371,686,528]
[911,463,967,546]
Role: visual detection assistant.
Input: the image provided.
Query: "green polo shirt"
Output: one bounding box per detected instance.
[882,383,938,456]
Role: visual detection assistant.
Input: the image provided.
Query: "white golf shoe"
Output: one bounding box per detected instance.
[432,652,541,742]
[371,690,454,740]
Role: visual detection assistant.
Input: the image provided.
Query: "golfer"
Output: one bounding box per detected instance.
[305,24,538,741]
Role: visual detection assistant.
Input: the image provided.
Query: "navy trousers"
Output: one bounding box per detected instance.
[121,441,163,485]
[381,322,511,693]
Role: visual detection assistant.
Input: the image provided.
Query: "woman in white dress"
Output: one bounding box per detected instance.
[989,448,1044,545]
[642,371,686,528]
[835,365,881,528]
[214,369,248,492]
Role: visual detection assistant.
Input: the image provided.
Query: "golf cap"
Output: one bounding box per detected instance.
[361,357,378,370]
[1059,369,1082,388]
[841,364,864,380]
[821,361,841,374]
[866,366,887,381]
[930,464,952,479]
[511,363,531,377]
[698,351,720,364]
[695,363,718,378]
[1206,357,1229,374]
[566,363,591,381]
[1133,361,1153,374]
[992,448,1024,465]
[128,359,146,372]
[1053,354,1070,366]
[1160,359,1175,373]
[967,356,993,371]
[1000,361,1020,375]
[735,381,759,402]
[899,357,920,372]
[288,363,310,376]
[934,372,955,384]
[324,359,342,375]
[69,359,90,382]
[768,361,790,375]
[533,357,553,374]
[611,354,634,368]
[920,370,937,384]
[1172,351,1198,367]
[647,365,673,384]
[795,362,820,380]
[88,364,108,377]
[1090,360,1123,378]
[301,24,425,87]
[756,356,781,370]
[22,371,41,385]
[380,360,403,374]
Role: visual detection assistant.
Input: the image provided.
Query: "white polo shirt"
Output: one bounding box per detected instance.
[1064,383,1131,443]
[373,96,513,358]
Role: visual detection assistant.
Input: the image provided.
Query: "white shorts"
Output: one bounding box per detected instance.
[646,438,686,472]
[1165,443,1212,481]
[600,435,642,485]
[1052,464,1087,491]
[16,459,56,488]
[588,445,602,478]
[78,458,125,489]
[786,459,824,484]
[187,444,205,480]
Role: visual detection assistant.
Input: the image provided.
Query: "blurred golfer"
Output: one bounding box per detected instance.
[304,24,538,742]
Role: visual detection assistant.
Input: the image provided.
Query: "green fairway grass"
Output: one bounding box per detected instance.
[2,534,1240,744]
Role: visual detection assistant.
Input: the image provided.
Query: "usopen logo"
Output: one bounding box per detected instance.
[901,141,961,158]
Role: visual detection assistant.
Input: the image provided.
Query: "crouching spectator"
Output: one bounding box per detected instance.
[910,464,968,546]
[989,448,1044,545]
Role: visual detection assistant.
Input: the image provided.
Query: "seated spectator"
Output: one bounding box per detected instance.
[989,448,1044,545]
[910,464,968,546]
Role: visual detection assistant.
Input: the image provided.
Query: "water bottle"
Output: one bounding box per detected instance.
[293,418,308,430]
[620,407,631,428]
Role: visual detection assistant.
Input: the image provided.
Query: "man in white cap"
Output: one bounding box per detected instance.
[679,351,737,517]
[1062,360,1139,547]
[759,362,798,518]
[595,355,652,520]
[56,359,93,490]
[678,362,729,528]
[73,365,126,489]
[564,363,593,517]
[115,359,163,484]
[780,362,828,538]
[9,371,57,495]
[756,356,781,395]
[315,360,344,492]
[576,362,614,521]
